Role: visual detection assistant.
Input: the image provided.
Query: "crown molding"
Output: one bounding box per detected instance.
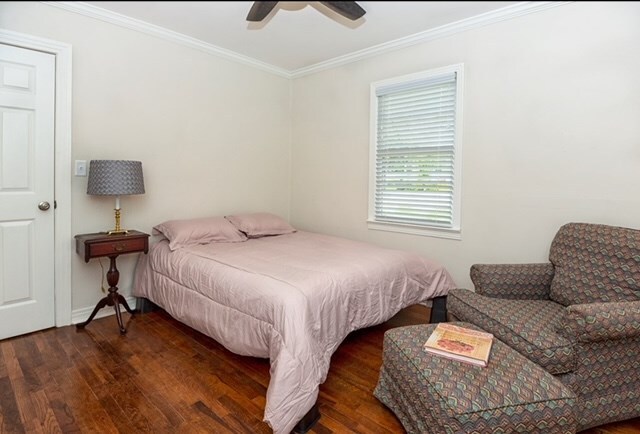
[41,1,292,78]
[42,1,571,80]
[290,1,572,78]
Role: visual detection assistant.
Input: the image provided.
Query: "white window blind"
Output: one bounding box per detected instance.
[372,69,460,232]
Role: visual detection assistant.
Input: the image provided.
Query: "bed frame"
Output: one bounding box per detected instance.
[429,295,448,323]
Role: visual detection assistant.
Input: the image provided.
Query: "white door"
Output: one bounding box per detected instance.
[0,44,55,339]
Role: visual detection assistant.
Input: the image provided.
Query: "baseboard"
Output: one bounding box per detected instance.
[71,295,138,325]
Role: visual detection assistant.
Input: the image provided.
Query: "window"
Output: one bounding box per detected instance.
[368,64,463,239]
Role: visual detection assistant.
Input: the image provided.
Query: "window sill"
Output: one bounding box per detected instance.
[367,220,461,240]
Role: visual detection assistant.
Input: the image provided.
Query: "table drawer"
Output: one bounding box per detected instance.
[88,237,147,257]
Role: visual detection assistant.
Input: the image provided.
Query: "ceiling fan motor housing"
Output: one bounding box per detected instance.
[247,1,366,22]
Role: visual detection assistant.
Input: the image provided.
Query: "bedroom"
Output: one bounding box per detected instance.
[0,1,639,433]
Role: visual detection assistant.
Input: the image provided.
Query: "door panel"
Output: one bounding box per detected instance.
[2,110,32,189]
[0,44,55,339]
[1,221,33,303]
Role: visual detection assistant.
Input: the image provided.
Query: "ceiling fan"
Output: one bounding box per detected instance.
[246,1,366,22]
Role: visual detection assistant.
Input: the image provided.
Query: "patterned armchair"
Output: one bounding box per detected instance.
[448,223,640,431]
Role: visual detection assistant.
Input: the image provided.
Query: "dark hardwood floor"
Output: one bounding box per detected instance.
[1,305,639,433]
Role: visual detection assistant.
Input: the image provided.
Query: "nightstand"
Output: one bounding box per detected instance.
[75,230,150,334]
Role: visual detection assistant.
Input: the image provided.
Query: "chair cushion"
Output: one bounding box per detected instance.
[549,223,640,306]
[448,289,575,375]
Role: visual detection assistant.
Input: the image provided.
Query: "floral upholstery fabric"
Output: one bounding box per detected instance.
[448,288,575,374]
[557,338,640,430]
[470,263,554,300]
[549,223,640,306]
[562,300,640,342]
[374,323,576,434]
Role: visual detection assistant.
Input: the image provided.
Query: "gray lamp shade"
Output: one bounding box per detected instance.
[87,160,145,196]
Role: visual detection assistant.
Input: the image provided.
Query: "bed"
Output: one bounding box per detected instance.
[133,214,455,433]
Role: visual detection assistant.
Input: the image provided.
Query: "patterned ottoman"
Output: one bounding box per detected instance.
[374,323,577,433]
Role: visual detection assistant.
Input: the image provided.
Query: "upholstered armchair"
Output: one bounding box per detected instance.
[448,223,640,431]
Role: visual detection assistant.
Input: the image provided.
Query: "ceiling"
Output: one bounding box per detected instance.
[82,1,522,74]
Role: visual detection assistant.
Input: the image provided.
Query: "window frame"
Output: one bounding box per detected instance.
[368,64,464,240]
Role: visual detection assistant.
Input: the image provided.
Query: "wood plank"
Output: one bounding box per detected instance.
[63,366,118,433]
[0,376,25,433]
[29,389,63,434]
[34,364,80,432]
[1,340,24,381]
[191,400,238,432]
[10,376,39,432]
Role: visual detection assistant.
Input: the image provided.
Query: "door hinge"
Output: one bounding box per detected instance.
[54,200,57,209]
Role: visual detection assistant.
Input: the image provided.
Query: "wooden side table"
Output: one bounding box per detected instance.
[75,230,150,334]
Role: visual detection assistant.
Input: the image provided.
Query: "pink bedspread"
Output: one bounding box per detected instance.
[133,231,454,433]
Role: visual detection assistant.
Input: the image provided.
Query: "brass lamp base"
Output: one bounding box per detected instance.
[108,229,129,235]
[109,208,129,235]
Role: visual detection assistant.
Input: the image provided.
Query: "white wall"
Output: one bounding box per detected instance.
[1,3,292,310]
[290,2,640,288]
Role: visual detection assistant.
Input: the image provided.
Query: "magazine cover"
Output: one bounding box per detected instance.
[423,323,494,366]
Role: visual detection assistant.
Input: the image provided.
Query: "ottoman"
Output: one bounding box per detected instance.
[374,323,577,433]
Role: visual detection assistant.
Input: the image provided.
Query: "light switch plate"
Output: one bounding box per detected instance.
[75,160,87,176]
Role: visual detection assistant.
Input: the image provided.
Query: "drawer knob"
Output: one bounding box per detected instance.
[113,243,126,252]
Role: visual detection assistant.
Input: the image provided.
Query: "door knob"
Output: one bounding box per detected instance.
[38,201,51,211]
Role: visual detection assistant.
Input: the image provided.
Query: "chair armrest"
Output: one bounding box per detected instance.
[561,301,640,343]
[470,263,554,299]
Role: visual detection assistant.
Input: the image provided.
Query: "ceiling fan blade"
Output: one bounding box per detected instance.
[319,1,366,21]
[246,1,279,22]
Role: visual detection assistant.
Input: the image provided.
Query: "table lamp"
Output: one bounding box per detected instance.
[87,160,145,235]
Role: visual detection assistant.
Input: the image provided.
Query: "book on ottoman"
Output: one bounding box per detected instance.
[423,323,494,367]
